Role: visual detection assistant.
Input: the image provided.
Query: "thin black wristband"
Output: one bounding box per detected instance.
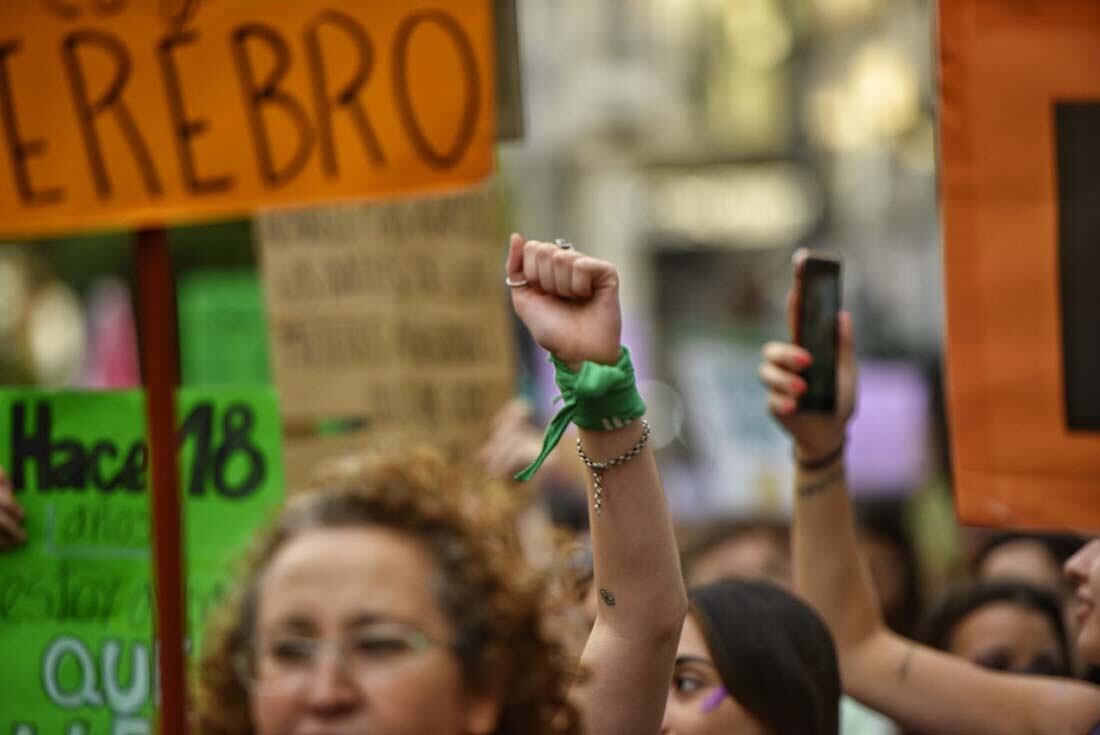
[795,440,845,471]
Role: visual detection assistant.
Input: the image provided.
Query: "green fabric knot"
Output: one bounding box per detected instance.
[514,346,646,482]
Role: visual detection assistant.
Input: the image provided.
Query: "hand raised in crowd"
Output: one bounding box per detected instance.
[506,233,688,735]
[0,466,26,551]
[506,234,621,367]
[759,248,857,458]
[757,251,1100,735]
[478,397,545,480]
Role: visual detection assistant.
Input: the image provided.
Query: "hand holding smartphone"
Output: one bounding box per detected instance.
[793,251,842,413]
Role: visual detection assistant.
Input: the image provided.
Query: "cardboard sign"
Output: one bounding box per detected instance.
[940,0,1100,529]
[0,1,495,238]
[0,387,285,732]
[257,186,514,480]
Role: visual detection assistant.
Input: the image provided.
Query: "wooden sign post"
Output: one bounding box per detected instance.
[135,228,187,732]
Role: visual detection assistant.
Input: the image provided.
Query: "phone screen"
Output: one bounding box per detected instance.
[797,256,841,412]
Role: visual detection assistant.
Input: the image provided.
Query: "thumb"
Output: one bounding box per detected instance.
[787,248,808,339]
[837,310,855,370]
[785,288,796,339]
[506,233,525,277]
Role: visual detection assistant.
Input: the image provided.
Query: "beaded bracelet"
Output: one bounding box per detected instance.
[576,420,651,515]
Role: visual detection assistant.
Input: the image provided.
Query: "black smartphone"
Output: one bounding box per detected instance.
[794,252,842,413]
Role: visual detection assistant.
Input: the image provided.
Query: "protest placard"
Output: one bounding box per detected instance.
[0,0,495,238]
[0,387,285,733]
[940,0,1100,529]
[178,270,272,385]
[258,185,515,480]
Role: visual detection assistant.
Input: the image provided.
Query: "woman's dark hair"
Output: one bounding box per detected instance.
[690,580,841,735]
[920,580,1072,676]
[855,497,923,637]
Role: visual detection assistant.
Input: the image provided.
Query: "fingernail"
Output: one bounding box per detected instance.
[795,378,808,394]
[798,353,813,367]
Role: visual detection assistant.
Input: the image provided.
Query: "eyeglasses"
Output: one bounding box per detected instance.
[236,624,448,692]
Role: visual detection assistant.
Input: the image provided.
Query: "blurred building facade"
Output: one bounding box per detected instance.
[503,0,942,515]
[0,0,944,518]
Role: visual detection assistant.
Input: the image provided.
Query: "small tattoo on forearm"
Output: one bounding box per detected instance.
[897,645,916,682]
[599,588,616,607]
[796,468,845,497]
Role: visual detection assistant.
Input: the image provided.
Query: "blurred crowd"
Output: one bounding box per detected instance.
[3,240,1098,735]
[3,2,1099,734]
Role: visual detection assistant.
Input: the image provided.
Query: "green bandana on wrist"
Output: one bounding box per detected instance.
[514,346,647,482]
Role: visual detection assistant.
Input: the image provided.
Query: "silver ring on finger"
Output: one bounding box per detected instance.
[554,238,575,250]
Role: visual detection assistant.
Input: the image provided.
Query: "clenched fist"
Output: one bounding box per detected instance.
[506,234,621,367]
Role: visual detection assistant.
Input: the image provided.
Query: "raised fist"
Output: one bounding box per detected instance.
[506,234,621,367]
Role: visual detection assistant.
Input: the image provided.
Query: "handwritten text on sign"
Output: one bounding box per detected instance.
[0,1,495,238]
[0,388,285,734]
[258,186,514,430]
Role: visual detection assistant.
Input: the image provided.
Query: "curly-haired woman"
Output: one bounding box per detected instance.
[193,236,688,735]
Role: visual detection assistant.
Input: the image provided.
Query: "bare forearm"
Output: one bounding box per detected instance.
[580,421,687,641]
[573,420,686,735]
[793,460,883,650]
[793,466,1100,735]
[505,238,687,733]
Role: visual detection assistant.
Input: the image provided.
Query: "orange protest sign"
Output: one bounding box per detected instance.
[940,0,1100,530]
[0,0,495,237]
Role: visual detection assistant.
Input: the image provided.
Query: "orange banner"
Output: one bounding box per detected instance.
[0,0,495,237]
[940,0,1100,530]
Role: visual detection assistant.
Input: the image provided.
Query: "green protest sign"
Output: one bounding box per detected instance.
[178,270,273,386]
[0,388,285,734]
